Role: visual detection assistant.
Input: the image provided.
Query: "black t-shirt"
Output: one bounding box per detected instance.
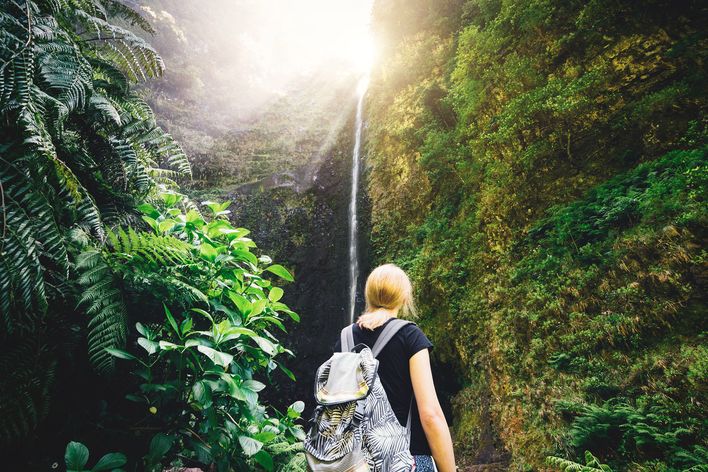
[333,318,434,455]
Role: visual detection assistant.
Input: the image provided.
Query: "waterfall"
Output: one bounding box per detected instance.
[348,75,369,323]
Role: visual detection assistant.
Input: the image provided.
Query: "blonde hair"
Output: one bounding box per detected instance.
[364,263,417,318]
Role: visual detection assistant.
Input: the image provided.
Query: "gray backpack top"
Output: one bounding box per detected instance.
[303,319,416,471]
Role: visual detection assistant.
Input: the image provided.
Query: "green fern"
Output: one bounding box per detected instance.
[0,336,56,444]
[76,249,127,372]
[106,227,192,266]
[0,0,190,443]
[547,451,613,472]
[264,437,308,472]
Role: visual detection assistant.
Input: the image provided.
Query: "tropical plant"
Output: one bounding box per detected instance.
[0,0,189,448]
[64,441,127,472]
[79,192,305,470]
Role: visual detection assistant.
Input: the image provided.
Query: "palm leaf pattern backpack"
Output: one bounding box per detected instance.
[303,319,416,471]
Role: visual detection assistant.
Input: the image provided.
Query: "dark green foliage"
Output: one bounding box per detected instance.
[556,398,703,468]
[64,440,127,472]
[99,194,304,471]
[366,0,707,468]
[0,0,190,447]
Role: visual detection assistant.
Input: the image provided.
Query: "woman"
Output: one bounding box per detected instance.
[335,264,457,472]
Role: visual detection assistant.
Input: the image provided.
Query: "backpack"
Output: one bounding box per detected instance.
[303,319,416,472]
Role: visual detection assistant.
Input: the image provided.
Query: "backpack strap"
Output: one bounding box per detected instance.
[370,318,417,440]
[343,318,416,438]
[340,325,355,352]
[406,399,413,442]
[371,318,412,357]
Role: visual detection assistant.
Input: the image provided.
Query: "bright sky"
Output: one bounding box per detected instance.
[238,0,376,78]
[140,0,376,119]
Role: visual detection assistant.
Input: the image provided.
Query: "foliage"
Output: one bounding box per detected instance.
[547,450,612,472]
[64,441,127,472]
[366,0,707,469]
[90,193,303,471]
[0,0,191,446]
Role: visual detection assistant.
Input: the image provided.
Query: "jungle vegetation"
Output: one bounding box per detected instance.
[367,0,706,470]
[1,0,706,471]
[0,1,304,470]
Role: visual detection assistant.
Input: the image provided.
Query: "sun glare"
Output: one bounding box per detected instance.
[246,0,377,78]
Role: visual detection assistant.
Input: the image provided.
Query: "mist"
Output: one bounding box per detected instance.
[133,0,373,121]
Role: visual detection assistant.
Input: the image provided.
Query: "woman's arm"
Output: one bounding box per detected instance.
[410,348,456,472]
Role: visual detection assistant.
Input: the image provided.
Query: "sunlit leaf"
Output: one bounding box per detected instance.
[198,346,233,368]
[264,264,293,281]
[238,435,263,457]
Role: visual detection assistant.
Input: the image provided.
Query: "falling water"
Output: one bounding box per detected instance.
[348,75,369,323]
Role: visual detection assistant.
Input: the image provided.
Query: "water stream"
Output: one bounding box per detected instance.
[348,75,369,323]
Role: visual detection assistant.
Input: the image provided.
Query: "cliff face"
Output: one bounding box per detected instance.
[209,96,375,414]
[365,0,706,469]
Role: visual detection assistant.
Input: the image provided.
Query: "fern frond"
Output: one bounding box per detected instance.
[88,92,121,126]
[74,10,164,82]
[76,248,127,372]
[36,39,92,111]
[102,0,155,34]
[106,227,192,266]
[0,337,56,445]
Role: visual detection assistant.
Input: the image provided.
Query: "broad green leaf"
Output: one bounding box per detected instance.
[254,430,278,443]
[219,373,245,400]
[185,338,210,348]
[232,248,258,265]
[268,287,284,302]
[264,264,293,281]
[158,219,176,233]
[222,326,258,342]
[242,379,266,392]
[92,452,127,471]
[105,348,137,361]
[249,299,267,318]
[137,203,158,217]
[288,400,305,418]
[163,305,180,337]
[258,255,273,265]
[198,346,233,368]
[292,427,306,441]
[147,433,174,461]
[192,381,212,409]
[186,209,204,224]
[253,450,274,471]
[228,291,252,316]
[181,317,193,335]
[141,215,158,232]
[199,243,219,261]
[135,322,152,338]
[65,441,89,470]
[191,308,214,323]
[238,435,263,457]
[253,336,276,356]
[158,340,180,350]
[138,337,158,355]
[257,316,286,332]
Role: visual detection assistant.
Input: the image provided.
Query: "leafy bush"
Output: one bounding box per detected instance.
[76,192,306,470]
